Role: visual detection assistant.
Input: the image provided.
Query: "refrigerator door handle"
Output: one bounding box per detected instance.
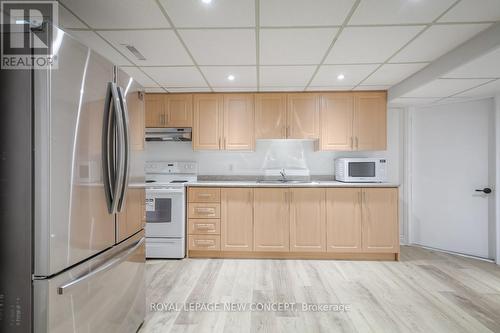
[102,83,115,213]
[110,82,125,214]
[117,86,130,212]
[57,237,145,295]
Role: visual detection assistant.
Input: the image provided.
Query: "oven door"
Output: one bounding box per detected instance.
[145,188,185,238]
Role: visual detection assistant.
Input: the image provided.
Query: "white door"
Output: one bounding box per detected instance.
[411,99,494,259]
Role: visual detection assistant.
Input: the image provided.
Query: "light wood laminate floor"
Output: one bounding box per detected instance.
[140,246,500,333]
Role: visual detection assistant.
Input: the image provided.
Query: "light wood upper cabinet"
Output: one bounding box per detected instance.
[326,188,362,252]
[128,92,145,150]
[289,188,326,252]
[165,94,193,127]
[253,188,289,252]
[117,188,145,243]
[354,92,387,151]
[255,93,287,139]
[362,188,399,253]
[287,93,320,139]
[145,94,164,128]
[318,93,354,151]
[221,188,253,252]
[223,94,255,150]
[193,94,223,150]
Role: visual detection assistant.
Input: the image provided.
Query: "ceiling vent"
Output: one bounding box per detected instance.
[124,45,146,61]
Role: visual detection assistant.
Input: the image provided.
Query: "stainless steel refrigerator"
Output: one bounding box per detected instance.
[0,27,145,332]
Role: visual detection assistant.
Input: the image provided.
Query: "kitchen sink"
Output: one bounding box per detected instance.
[256,179,314,184]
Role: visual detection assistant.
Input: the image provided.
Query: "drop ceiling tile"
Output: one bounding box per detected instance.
[364,63,428,85]
[442,47,500,78]
[260,87,305,92]
[200,66,257,87]
[61,0,170,29]
[402,78,492,98]
[120,67,159,87]
[388,97,440,106]
[142,67,208,88]
[179,29,256,65]
[325,26,423,64]
[439,0,500,22]
[59,5,87,29]
[99,30,192,66]
[145,87,167,93]
[455,79,500,97]
[392,24,491,63]
[260,66,316,87]
[307,86,353,91]
[349,0,455,25]
[168,87,212,92]
[260,0,355,27]
[160,0,254,27]
[260,28,337,65]
[354,85,391,91]
[311,64,379,86]
[67,31,132,66]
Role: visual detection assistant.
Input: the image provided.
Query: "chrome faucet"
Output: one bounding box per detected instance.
[279,168,287,181]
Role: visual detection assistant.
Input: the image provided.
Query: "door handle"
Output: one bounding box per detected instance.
[58,237,144,295]
[475,188,492,194]
[117,86,130,212]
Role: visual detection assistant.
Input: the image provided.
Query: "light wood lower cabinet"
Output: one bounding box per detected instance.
[253,188,290,252]
[221,188,253,252]
[326,188,362,252]
[362,188,399,252]
[289,188,326,252]
[117,188,145,243]
[187,187,399,260]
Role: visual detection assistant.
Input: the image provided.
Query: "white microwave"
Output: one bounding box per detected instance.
[335,158,387,183]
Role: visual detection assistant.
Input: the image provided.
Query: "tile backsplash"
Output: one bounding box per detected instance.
[145,108,401,182]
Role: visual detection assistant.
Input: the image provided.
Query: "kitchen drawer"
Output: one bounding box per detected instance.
[188,187,221,203]
[188,235,221,251]
[188,203,221,219]
[188,219,220,235]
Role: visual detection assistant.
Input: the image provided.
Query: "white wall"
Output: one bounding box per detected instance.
[146,108,403,182]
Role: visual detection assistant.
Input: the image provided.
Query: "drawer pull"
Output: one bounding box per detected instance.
[197,193,212,197]
[195,208,214,214]
[195,240,215,246]
[195,224,215,229]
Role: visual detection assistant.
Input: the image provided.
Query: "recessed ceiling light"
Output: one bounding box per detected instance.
[337,74,345,81]
[201,0,212,4]
[227,74,235,81]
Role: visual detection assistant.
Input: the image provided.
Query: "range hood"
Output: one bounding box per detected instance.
[145,128,192,142]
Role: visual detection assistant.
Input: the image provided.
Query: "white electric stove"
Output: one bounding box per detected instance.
[145,161,197,259]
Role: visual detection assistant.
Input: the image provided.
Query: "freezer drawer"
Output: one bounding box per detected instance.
[33,231,145,333]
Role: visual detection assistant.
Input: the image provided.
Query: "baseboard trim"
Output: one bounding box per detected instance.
[188,251,399,261]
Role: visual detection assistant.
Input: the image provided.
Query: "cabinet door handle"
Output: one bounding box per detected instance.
[286,126,290,138]
[166,112,170,125]
[350,136,354,149]
[218,137,221,149]
[197,193,212,198]
[355,136,359,150]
